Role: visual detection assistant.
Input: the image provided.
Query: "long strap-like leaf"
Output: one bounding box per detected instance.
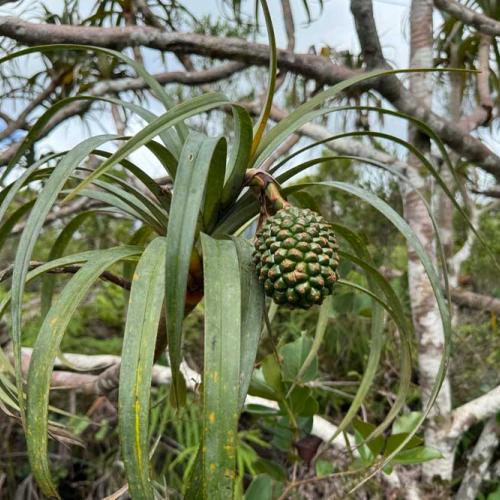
[185,237,264,499]
[200,234,242,498]
[40,211,97,316]
[232,237,265,409]
[64,94,230,202]
[26,245,141,498]
[10,135,115,426]
[221,106,253,211]
[119,237,166,500]
[288,181,451,488]
[165,133,226,407]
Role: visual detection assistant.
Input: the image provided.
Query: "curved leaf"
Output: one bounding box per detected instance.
[40,211,97,316]
[0,247,141,319]
[10,134,115,424]
[250,0,277,158]
[0,153,63,222]
[252,68,470,167]
[0,44,188,163]
[221,106,253,210]
[26,245,140,498]
[119,237,166,500]
[64,93,230,202]
[0,200,35,249]
[286,181,451,488]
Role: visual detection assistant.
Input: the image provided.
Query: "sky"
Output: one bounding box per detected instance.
[0,0,497,180]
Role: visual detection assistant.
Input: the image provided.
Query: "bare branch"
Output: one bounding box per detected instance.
[350,0,403,110]
[0,73,62,141]
[111,103,126,135]
[94,62,247,92]
[133,0,163,30]
[0,109,15,124]
[0,260,131,289]
[434,0,500,37]
[14,346,352,452]
[0,16,499,178]
[9,198,105,236]
[0,16,360,84]
[350,0,388,69]
[449,385,500,440]
[472,186,500,199]
[260,133,300,172]
[450,288,500,315]
[455,417,500,500]
[123,1,144,65]
[281,0,295,52]
[349,0,499,180]
[458,34,494,133]
[393,84,500,179]
[273,0,296,90]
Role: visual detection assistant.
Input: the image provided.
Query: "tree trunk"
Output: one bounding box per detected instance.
[405,0,454,482]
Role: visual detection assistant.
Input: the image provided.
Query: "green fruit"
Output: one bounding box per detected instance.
[253,206,339,309]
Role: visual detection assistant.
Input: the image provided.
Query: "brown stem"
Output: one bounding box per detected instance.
[245,169,289,219]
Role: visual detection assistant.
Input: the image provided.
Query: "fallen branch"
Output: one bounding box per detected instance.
[15,347,352,452]
[449,385,500,440]
[450,288,500,315]
[455,417,500,500]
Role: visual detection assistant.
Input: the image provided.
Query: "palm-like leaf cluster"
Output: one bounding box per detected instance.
[0,1,481,497]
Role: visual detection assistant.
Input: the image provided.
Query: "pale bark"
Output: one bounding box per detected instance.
[406,0,454,482]
[15,347,352,451]
[449,385,500,440]
[434,0,500,37]
[455,417,500,500]
[458,34,494,133]
[14,347,414,493]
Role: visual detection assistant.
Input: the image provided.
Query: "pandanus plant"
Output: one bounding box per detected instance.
[0,1,490,498]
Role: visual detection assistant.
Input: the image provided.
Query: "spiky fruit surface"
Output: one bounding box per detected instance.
[253,206,339,309]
